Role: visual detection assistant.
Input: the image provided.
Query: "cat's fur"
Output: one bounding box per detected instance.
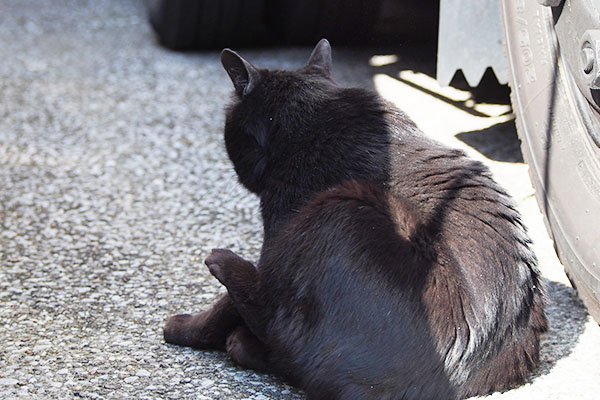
[164,39,547,399]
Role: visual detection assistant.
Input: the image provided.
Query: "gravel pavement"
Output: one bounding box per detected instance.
[0,1,598,399]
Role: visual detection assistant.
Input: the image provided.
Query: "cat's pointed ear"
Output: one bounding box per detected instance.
[221,49,260,96]
[306,38,332,75]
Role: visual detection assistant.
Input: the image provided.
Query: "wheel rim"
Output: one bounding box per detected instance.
[553,0,600,147]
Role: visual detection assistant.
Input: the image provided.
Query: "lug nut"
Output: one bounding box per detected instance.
[581,30,600,88]
[582,46,595,74]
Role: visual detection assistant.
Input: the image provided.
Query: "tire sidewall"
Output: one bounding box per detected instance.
[500,0,600,321]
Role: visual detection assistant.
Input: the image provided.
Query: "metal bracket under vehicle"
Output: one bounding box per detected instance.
[437,0,508,87]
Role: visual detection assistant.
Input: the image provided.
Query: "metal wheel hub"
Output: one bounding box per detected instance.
[549,0,600,146]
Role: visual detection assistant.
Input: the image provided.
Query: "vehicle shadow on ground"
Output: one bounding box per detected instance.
[455,121,524,163]
[335,45,524,164]
[357,43,511,105]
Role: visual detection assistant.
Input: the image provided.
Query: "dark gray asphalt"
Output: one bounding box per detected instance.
[0,1,598,399]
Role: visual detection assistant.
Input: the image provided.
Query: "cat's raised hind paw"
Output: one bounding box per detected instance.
[206,249,257,286]
[205,249,259,307]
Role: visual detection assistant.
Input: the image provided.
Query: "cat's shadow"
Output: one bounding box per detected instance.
[455,122,524,164]
[533,279,589,379]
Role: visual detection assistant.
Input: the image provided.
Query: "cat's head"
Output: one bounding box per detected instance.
[220,39,338,195]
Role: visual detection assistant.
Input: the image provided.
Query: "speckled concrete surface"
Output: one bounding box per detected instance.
[0,1,598,399]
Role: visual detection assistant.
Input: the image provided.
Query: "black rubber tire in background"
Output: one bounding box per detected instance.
[145,0,267,50]
[265,0,384,45]
[145,0,383,49]
[500,1,600,322]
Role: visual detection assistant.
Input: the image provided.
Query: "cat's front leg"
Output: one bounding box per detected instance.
[163,294,242,350]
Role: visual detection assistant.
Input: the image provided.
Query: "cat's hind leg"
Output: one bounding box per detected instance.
[205,249,273,373]
[163,249,258,350]
[163,294,242,350]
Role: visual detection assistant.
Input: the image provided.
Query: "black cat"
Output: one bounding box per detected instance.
[164,39,547,400]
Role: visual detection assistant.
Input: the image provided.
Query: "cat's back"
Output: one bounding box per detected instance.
[388,137,539,308]
[386,134,546,397]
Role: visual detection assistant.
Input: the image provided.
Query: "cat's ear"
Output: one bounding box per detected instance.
[306,38,332,76]
[221,49,260,96]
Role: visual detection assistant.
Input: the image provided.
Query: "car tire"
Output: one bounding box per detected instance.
[500,1,600,322]
[265,0,384,45]
[145,0,267,50]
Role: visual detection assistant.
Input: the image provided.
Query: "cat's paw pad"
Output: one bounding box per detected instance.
[205,248,235,282]
[205,248,240,267]
[205,248,254,285]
